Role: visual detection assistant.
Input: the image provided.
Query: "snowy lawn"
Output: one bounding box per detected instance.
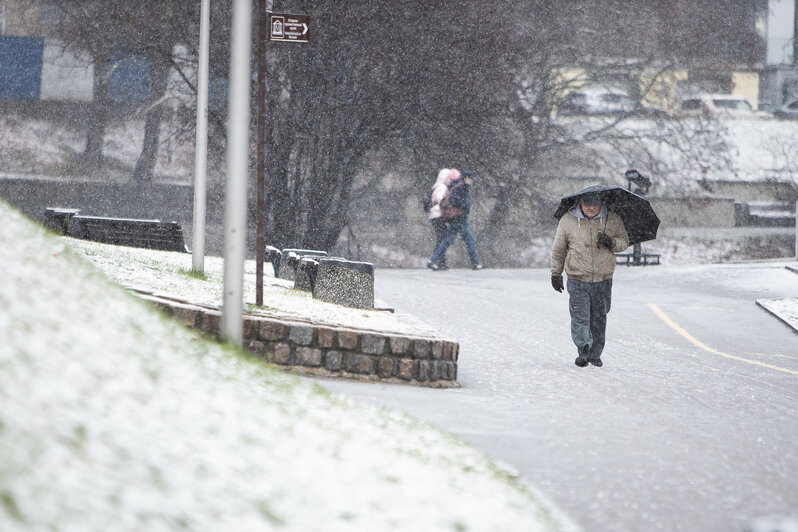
[66,236,442,338]
[756,298,798,333]
[0,201,558,531]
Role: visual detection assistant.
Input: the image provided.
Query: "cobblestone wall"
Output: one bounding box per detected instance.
[140,294,459,387]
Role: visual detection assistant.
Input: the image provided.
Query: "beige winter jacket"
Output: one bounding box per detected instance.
[550,207,630,282]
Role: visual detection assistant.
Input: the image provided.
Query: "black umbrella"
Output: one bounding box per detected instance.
[553,184,660,245]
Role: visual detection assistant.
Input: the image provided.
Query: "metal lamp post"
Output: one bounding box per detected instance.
[191,0,210,274]
[221,0,252,344]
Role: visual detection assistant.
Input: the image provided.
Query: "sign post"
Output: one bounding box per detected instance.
[269,13,310,43]
[255,8,309,307]
[255,0,269,306]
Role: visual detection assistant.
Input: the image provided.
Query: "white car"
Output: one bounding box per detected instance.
[558,86,636,116]
[558,86,668,118]
[679,94,771,118]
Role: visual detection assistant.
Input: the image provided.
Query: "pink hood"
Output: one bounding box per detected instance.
[429,168,455,220]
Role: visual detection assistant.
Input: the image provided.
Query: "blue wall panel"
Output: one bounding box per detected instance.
[0,36,44,100]
[109,53,150,102]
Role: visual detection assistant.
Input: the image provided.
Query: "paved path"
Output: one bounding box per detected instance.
[319,262,798,532]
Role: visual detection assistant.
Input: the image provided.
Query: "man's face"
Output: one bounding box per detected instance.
[464,176,473,185]
[580,199,600,219]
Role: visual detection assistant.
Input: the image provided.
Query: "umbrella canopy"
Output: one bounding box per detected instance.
[553,185,660,245]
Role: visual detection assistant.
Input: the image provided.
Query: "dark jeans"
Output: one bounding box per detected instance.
[430,218,479,267]
[430,218,448,267]
[567,278,612,360]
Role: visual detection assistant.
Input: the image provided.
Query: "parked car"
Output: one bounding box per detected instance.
[558,86,635,116]
[558,86,668,118]
[679,94,771,118]
[774,100,798,119]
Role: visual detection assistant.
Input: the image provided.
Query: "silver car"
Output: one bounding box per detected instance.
[775,100,798,119]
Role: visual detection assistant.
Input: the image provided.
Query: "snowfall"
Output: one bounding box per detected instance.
[0,200,559,531]
[2,112,798,531]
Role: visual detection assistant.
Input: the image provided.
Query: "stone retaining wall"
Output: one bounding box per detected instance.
[137,292,459,387]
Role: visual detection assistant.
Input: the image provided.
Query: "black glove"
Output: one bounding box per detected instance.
[597,232,613,249]
[551,275,564,293]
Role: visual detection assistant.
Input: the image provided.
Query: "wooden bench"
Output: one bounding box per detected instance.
[45,207,188,253]
[616,252,661,266]
[44,207,81,235]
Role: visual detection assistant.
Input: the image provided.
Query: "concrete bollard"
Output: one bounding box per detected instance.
[265,245,281,276]
[294,257,319,292]
[277,248,328,281]
[312,258,375,309]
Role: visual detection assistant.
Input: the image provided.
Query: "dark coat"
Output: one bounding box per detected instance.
[447,178,471,218]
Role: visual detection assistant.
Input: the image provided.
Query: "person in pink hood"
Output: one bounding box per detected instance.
[427,168,459,270]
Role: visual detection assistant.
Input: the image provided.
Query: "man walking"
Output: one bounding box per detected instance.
[550,191,629,367]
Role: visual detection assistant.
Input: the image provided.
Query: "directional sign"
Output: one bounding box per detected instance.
[269,13,309,43]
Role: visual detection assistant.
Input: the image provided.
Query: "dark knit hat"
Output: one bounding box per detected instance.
[580,192,601,205]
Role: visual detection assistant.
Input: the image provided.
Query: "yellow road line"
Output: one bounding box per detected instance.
[743,352,798,361]
[647,303,798,376]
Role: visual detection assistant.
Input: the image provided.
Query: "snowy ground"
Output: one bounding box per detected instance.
[0,201,559,531]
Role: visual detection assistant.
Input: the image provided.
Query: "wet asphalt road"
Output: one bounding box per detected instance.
[318,262,798,532]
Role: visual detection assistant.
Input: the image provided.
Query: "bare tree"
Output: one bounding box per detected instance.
[260,0,521,249]
[50,1,230,181]
[39,0,764,257]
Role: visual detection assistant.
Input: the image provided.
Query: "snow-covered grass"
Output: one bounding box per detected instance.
[757,298,798,332]
[66,237,443,338]
[0,113,193,181]
[0,200,558,531]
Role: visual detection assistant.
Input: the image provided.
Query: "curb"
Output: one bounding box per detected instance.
[133,289,460,387]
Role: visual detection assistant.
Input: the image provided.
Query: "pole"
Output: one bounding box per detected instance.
[191,0,211,273]
[221,0,253,345]
[255,0,268,306]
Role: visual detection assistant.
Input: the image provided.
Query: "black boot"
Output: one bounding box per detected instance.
[588,347,603,367]
[575,346,589,367]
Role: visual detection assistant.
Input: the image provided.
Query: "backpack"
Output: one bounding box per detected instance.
[421,191,432,213]
[439,181,464,220]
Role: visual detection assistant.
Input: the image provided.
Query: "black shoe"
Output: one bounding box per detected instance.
[575,345,589,367]
[589,358,603,367]
[426,261,440,271]
[472,263,485,270]
[438,263,449,270]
